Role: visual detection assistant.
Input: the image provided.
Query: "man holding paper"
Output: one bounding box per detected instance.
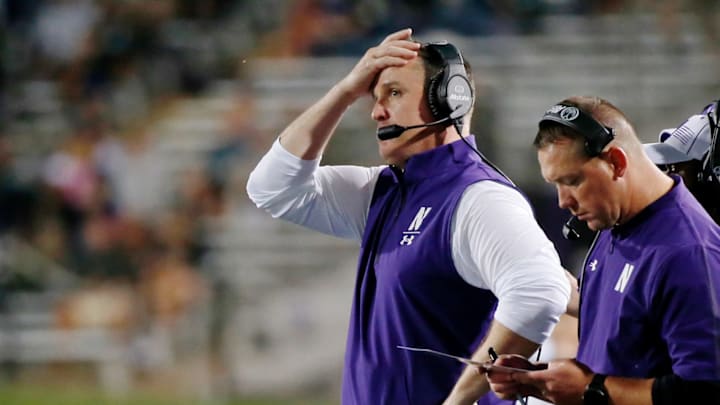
[487,96,720,404]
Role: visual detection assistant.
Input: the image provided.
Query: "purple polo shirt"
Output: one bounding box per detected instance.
[341,137,515,404]
[577,176,720,379]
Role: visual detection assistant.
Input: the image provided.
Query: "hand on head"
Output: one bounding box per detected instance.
[338,28,420,101]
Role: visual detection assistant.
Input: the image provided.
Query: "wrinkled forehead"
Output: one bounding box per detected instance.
[372,58,426,90]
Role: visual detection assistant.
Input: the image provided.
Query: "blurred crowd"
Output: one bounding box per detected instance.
[1,0,587,331]
[1,0,250,338]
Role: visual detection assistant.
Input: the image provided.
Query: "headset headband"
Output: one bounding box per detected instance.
[540,103,615,157]
[702,99,720,185]
[427,42,464,66]
[425,42,473,122]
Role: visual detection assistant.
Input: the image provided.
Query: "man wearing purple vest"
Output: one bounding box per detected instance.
[487,96,720,404]
[247,28,570,404]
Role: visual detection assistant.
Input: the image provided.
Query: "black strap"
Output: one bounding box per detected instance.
[652,374,720,405]
[705,99,720,185]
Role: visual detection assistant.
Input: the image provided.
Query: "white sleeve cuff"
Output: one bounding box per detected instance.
[492,254,571,343]
[246,139,382,240]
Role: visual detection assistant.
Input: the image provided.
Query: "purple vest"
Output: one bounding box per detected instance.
[577,176,720,380]
[341,137,516,404]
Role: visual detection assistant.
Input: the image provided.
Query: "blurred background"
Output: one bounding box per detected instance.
[1,0,719,404]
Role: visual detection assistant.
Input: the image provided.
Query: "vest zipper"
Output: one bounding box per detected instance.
[393,168,407,222]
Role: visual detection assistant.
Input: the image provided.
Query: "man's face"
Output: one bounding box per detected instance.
[538,138,621,231]
[371,57,438,165]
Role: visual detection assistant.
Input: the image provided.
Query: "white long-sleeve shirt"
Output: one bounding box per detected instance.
[247,139,570,343]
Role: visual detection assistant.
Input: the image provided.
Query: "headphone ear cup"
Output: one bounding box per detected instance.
[427,73,446,120]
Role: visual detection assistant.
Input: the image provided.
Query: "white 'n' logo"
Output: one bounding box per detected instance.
[614,263,635,293]
[408,207,432,231]
[400,207,432,246]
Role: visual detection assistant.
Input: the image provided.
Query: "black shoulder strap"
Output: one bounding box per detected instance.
[702,100,720,185]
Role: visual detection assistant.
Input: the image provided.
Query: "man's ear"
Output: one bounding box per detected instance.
[602,146,628,179]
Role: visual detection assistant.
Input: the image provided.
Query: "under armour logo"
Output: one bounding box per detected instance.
[400,206,432,246]
[614,263,635,293]
[400,235,415,246]
[588,259,598,272]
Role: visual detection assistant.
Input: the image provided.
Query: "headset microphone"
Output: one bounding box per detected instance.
[562,215,596,241]
[376,117,451,141]
[562,216,581,241]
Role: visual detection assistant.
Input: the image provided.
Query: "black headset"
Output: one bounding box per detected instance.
[425,42,474,124]
[700,99,720,187]
[423,42,513,185]
[539,103,615,157]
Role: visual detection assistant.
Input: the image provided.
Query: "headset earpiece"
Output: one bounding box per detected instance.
[427,72,445,120]
[424,42,474,123]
